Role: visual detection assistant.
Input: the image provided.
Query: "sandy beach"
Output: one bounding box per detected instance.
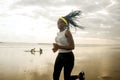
[0,43,120,80]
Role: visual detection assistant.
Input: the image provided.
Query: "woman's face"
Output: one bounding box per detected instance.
[57,19,66,29]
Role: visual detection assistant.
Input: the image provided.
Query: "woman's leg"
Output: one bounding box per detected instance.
[63,52,74,80]
[70,72,85,80]
[63,52,85,80]
[70,71,85,80]
[53,54,64,80]
[70,75,78,80]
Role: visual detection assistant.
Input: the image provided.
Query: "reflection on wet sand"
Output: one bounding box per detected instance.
[73,47,120,80]
[0,44,120,80]
[98,50,120,80]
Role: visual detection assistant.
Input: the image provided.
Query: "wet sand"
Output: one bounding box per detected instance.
[73,46,120,80]
[0,43,120,80]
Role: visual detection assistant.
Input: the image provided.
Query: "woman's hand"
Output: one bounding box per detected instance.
[52,43,59,53]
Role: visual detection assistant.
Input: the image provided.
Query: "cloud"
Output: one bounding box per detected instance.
[0,0,119,43]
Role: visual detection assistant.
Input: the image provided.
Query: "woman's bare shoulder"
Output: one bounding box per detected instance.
[65,29,72,37]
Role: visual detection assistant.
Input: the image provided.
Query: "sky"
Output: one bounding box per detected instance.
[0,0,120,44]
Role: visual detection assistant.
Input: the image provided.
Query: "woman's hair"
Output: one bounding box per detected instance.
[60,10,84,29]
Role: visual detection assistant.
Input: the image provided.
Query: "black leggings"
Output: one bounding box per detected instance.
[53,52,78,80]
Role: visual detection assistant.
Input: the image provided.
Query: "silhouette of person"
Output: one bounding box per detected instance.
[52,10,85,80]
[40,48,42,55]
[31,48,35,55]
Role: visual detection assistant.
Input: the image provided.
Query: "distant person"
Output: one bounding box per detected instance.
[52,10,85,80]
[40,48,42,55]
[31,48,35,55]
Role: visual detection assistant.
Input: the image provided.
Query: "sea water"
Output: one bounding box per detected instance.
[0,42,120,80]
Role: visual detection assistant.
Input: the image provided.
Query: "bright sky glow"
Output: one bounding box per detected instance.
[0,0,120,44]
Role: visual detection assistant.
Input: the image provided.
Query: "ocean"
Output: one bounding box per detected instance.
[0,42,120,80]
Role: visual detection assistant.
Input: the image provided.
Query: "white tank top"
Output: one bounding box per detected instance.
[55,29,72,53]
